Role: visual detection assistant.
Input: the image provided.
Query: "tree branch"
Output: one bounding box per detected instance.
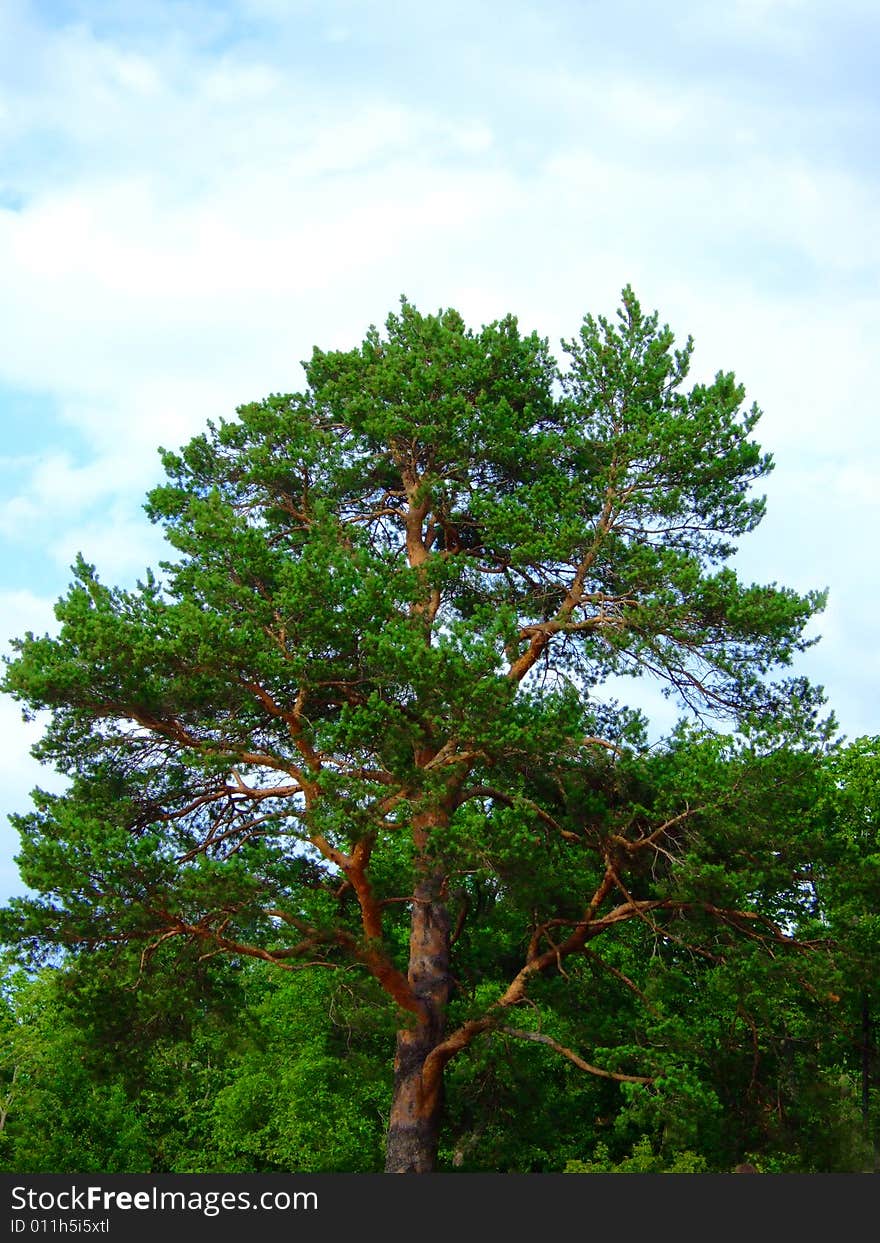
[498,1026,653,1084]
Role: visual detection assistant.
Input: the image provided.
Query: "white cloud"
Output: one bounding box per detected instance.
[0,690,64,903]
[48,506,170,579]
[0,589,65,902]
[0,589,58,643]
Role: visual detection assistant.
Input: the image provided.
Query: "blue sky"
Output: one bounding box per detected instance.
[1,0,879,900]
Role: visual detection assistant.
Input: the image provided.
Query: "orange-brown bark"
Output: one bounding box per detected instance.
[385,801,456,1173]
[384,866,453,1172]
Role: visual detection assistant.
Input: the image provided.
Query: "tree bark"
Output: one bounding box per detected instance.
[384,872,452,1173]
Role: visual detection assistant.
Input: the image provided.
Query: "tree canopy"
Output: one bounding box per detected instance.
[1,288,839,1172]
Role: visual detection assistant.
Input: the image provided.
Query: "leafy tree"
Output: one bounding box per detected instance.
[564,1136,708,1174]
[811,736,880,1159]
[0,962,152,1173]
[0,950,393,1173]
[1,289,829,1172]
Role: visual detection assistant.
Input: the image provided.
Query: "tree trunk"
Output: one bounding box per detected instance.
[384,873,452,1173]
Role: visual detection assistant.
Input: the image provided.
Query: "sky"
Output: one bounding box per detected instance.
[1,0,878,901]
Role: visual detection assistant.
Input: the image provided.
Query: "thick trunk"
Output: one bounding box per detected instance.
[384,874,451,1173]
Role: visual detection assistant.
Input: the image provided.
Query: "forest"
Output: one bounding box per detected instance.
[1,290,877,1174]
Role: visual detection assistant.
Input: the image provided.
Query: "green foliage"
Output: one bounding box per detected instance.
[0,964,153,1173]
[0,954,392,1174]
[3,288,862,1174]
[564,1137,708,1174]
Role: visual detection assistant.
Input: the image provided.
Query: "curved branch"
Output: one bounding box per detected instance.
[498,1027,653,1084]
